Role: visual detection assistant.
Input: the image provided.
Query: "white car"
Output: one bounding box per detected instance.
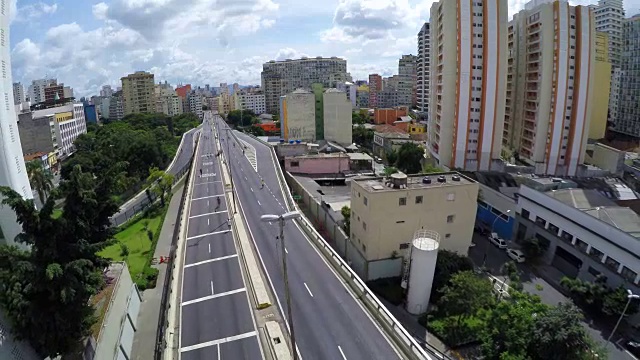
[506,248,526,263]
[489,232,508,249]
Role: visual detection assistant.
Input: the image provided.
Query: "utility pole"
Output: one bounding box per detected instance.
[279,218,297,360]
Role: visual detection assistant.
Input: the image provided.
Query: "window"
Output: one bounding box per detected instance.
[547,223,559,235]
[447,215,455,223]
[621,266,638,283]
[290,161,299,167]
[521,208,530,219]
[605,257,621,272]
[560,230,573,243]
[535,216,547,227]
[364,197,368,206]
[478,200,488,208]
[362,244,367,253]
[399,243,410,250]
[399,197,407,206]
[575,239,588,253]
[445,233,451,239]
[588,266,601,277]
[396,220,405,224]
[416,196,423,204]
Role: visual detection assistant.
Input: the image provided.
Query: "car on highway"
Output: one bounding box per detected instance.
[506,248,526,263]
[489,232,508,249]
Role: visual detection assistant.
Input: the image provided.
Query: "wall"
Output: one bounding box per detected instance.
[282,92,316,142]
[374,108,407,125]
[285,155,350,175]
[351,175,479,262]
[323,91,353,145]
[588,32,612,140]
[0,310,39,359]
[476,184,517,240]
[17,112,55,155]
[584,142,624,175]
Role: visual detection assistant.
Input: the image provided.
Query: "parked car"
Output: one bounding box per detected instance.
[489,232,508,249]
[506,248,526,263]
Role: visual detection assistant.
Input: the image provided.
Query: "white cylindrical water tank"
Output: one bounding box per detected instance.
[406,230,440,315]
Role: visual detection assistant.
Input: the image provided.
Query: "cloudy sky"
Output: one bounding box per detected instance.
[9,0,640,98]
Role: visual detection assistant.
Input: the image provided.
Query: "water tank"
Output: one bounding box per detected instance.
[406,230,440,315]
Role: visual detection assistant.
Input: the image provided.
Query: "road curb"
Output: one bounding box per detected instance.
[265,321,292,360]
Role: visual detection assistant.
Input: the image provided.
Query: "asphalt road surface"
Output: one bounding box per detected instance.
[179,113,261,360]
[215,114,401,360]
[111,127,199,226]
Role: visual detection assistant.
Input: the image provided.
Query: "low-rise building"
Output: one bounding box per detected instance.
[372,125,411,158]
[516,185,640,294]
[285,153,351,175]
[350,172,479,278]
[374,108,408,125]
[83,262,142,360]
[32,103,87,159]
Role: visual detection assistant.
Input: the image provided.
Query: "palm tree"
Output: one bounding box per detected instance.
[26,160,54,204]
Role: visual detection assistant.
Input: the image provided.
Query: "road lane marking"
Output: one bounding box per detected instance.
[244,176,248,180]
[207,218,210,226]
[184,254,238,268]
[181,288,247,306]
[257,200,261,206]
[285,248,288,254]
[250,187,254,192]
[338,346,347,359]
[217,345,221,360]
[194,181,222,186]
[304,283,314,297]
[189,210,228,219]
[187,230,231,240]
[211,281,214,295]
[179,330,257,352]
[192,194,224,201]
[208,243,211,253]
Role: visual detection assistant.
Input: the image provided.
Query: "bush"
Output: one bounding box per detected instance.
[136,266,159,291]
[426,315,483,347]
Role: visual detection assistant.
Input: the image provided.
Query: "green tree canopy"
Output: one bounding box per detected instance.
[26,160,53,205]
[147,167,174,207]
[530,302,591,360]
[227,109,257,127]
[395,142,424,174]
[353,125,373,148]
[431,250,474,303]
[438,271,495,319]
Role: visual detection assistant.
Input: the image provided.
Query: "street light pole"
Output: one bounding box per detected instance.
[261,211,301,360]
[224,125,237,214]
[606,289,640,349]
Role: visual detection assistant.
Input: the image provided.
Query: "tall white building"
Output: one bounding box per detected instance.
[417,23,431,115]
[429,0,508,171]
[504,0,596,176]
[398,54,417,107]
[100,85,114,98]
[593,0,625,68]
[28,78,56,104]
[0,7,34,247]
[234,91,266,114]
[12,82,24,105]
[188,92,203,119]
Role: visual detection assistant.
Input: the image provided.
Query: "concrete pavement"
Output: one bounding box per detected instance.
[217,119,403,360]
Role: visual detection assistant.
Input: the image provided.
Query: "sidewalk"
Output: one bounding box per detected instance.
[130,183,185,360]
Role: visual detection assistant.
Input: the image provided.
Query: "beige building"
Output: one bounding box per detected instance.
[218,92,234,114]
[588,32,612,140]
[428,0,508,171]
[279,89,316,142]
[350,172,479,262]
[323,89,352,145]
[416,23,430,115]
[504,0,596,176]
[121,71,155,115]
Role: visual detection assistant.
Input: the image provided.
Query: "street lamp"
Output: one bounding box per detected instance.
[482,209,512,268]
[491,209,511,235]
[260,211,301,360]
[605,289,640,349]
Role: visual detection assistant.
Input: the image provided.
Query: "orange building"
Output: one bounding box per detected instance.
[175,84,191,98]
[257,121,279,133]
[374,108,408,125]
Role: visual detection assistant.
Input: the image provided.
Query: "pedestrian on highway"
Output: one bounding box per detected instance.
[199,168,202,176]
[216,196,221,209]
[261,179,265,189]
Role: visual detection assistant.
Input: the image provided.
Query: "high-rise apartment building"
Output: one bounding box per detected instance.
[417,23,431,115]
[109,91,125,121]
[429,0,508,171]
[398,55,417,107]
[12,82,24,105]
[504,0,596,176]
[121,71,155,115]
[613,15,640,137]
[188,91,203,119]
[608,67,623,124]
[28,78,56,104]
[261,57,348,114]
[368,74,383,108]
[234,91,266,114]
[589,32,612,139]
[100,85,114,98]
[593,0,625,68]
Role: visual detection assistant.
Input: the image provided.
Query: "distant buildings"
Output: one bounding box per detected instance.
[28,78,57,104]
[109,91,125,121]
[155,82,183,117]
[368,74,382,108]
[428,0,508,172]
[593,0,625,68]
[121,71,155,116]
[262,57,349,114]
[188,91,203,119]
[416,23,430,115]
[100,85,114,98]
[398,54,417,107]
[611,15,640,137]
[29,103,87,159]
[12,82,24,105]
[336,81,357,108]
[504,0,596,176]
[234,89,266,114]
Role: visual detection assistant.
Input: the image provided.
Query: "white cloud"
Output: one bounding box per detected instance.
[274,48,308,61]
[15,2,57,22]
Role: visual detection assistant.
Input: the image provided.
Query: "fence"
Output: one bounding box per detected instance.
[241,132,449,360]
[153,135,199,360]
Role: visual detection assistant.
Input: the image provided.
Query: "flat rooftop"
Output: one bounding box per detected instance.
[546,189,640,237]
[293,175,354,213]
[355,172,475,193]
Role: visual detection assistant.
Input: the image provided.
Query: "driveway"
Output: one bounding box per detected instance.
[469,231,637,360]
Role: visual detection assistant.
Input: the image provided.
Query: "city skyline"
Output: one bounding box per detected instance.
[9,0,640,99]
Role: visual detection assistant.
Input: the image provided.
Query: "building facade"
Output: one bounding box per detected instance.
[593,0,625,68]
[417,23,431,115]
[280,89,316,142]
[235,91,266,114]
[109,91,125,121]
[17,112,56,155]
[350,173,479,263]
[613,15,640,137]
[121,71,155,115]
[31,103,87,159]
[589,31,612,140]
[188,92,203,119]
[398,54,417,107]
[12,82,24,105]
[429,0,508,171]
[100,85,114,98]
[28,78,56,104]
[368,74,383,108]
[323,89,352,145]
[262,57,349,114]
[504,0,595,176]
[336,81,357,108]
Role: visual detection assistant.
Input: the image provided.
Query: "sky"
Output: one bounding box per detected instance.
[8,0,640,98]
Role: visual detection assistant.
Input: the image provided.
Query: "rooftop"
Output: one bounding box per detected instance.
[90,262,124,339]
[546,189,640,237]
[24,152,47,161]
[355,172,475,193]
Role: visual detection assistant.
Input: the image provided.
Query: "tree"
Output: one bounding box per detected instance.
[561,277,638,317]
[341,206,351,234]
[480,291,548,360]
[603,286,640,317]
[227,109,256,127]
[0,164,116,357]
[396,142,424,174]
[530,302,591,360]
[438,271,494,322]
[385,150,398,166]
[147,167,174,207]
[521,237,548,261]
[26,160,54,205]
[431,250,474,303]
[246,125,266,136]
[383,166,398,176]
[352,112,367,125]
[353,125,373,147]
[422,163,442,174]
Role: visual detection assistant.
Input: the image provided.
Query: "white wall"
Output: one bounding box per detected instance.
[323,91,352,145]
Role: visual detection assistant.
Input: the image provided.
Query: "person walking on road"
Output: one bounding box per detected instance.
[260,178,265,189]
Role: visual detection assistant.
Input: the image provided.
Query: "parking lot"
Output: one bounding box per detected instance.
[468,230,637,360]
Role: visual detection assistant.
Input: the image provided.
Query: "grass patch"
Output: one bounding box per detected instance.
[99,205,168,290]
[52,209,63,219]
[367,277,404,305]
[420,313,483,348]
